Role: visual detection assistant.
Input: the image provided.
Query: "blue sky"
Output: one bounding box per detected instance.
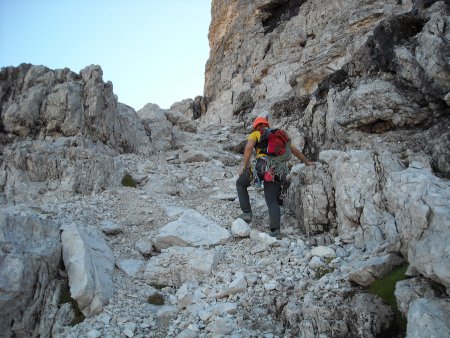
[0,0,211,110]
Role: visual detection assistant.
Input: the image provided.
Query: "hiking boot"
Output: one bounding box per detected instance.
[269,229,281,240]
[238,212,252,223]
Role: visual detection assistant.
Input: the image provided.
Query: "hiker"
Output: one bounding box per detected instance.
[236,116,314,239]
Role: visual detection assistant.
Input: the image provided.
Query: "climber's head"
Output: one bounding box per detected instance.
[253,116,269,131]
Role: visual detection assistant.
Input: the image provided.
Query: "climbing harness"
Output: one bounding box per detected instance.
[263,140,292,181]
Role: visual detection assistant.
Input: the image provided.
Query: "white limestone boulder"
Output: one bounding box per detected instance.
[165,109,197,132]
[231,218,251,237]
[116,259,144,277]
[198,302,238,322]
[99,220,123,235]
[328,150,403,250]
[214,272,248,298]
[179,150,210,163]
[135,240,153,257]
[61,223,114,317]
[385,167,450,291]
[143,246,223,287]
[394,277,439,316]
[136,103,173,151]
[311,246,336,259]
[249,229,278,246]
[348,253,404,287]
[153,209,231,251]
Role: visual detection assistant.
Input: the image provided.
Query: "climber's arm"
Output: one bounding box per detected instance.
[291,145,314,166]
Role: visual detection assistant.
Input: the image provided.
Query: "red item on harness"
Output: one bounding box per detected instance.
[264,168,275,182]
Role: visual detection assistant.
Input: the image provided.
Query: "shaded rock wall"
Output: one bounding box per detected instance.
[0,206,61,338]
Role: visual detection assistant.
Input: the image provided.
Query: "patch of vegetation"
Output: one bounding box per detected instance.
[60,283,85,326]
[147,293,165,305]
[121,174,137,188]
[368,264,408,336]
[315,266,334,279]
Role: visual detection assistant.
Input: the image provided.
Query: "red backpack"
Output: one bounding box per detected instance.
[261,128,290,156]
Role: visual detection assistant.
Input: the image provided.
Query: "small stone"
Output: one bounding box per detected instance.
[86,329,102,338]
[123,322,136,337]
[135,240,153,257]
[100,220,123,235]
[311,246,336,259]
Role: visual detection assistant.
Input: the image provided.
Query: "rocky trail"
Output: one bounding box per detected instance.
[54,125,352,338]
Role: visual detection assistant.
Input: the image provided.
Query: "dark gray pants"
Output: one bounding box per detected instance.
[236,169,281,231]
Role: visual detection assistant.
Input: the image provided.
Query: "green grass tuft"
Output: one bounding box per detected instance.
[368,264,408,335]
[121,174,137,188]
[147,293,165,305]
[315,266,334,279]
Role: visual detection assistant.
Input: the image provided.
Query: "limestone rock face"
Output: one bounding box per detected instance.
[137,103,173,151]
[0,206,61,338]
[0,64,150,154]
[385,167,450,291]
[395,277,441,316]
[0,64,156,205]
[348,253,405,287]
[204,1,449,179]
[2,138,125,204]
[170,96,207,120]
[204,0,412,122]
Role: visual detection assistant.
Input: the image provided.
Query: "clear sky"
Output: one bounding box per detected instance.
[0,0,211,110]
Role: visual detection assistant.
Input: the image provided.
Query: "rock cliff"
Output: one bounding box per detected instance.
[0,1,449,337]
[204,0,449,177]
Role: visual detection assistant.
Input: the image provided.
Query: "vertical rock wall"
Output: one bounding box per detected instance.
[204,1,450,335]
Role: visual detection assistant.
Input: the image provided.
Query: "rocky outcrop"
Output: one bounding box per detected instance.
[136,103,174,151]
[1,138,125,204]
[204,0,413,121]
[170,95,208,120]
[287,148,450,288]
[0,206,61,338]
[0,64,153,205]
[203,1,449,177]
[0,64,150,154]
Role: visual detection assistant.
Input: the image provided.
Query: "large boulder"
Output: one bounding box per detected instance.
[153,209,232,251]
[143,246,223,287]
[61,223,114,317]
[385,167,450,292]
